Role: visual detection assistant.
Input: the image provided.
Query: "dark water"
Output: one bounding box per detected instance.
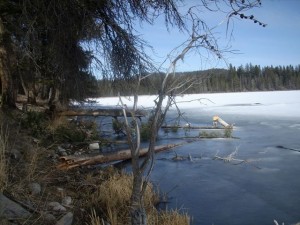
[148,110,300,225]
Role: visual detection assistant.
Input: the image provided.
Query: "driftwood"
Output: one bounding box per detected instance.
[57,142,190,170]
[59,108,146,118]
[213,148,261,169]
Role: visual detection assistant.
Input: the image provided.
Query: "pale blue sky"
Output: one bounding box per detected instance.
[136,0,300,72]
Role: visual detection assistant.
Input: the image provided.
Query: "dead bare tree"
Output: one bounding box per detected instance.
[116,1,267,224]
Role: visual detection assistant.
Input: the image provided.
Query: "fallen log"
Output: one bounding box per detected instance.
[59,108,146,118]
[161,125,227,130]
[57,142,191,170]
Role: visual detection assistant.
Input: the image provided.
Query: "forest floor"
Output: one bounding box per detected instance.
[1,108,106,225]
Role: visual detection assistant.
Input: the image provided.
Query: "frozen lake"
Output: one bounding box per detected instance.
[91,91,300,225]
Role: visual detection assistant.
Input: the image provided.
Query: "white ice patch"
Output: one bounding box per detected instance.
[90,90,300,118]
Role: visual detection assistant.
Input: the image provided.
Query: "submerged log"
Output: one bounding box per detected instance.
[276,145,300,153]
[59,108,146,117]
[57,142,191,170]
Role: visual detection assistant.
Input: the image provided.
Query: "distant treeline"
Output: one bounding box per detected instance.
[97,64,300,96]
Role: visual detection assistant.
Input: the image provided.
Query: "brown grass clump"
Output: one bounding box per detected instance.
[23,145,40,182]
[92,172,157,224]
[87,209,105,225]
[155,210,190,225]
[88,172,190,225]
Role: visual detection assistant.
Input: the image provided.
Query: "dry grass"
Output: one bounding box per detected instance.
[92,173,155,224]
[154,209,190,225]
[24,145,40,182]
[87,209,105,225]
[47,115,69,132]
[0,125,9,192]
[88,172,190,225]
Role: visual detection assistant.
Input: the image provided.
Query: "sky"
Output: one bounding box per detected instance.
[135,0,300,72]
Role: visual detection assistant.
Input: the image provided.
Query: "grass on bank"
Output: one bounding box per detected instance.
[87,172,190,225]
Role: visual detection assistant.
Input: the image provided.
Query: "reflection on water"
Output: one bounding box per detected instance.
[148,110,300,225]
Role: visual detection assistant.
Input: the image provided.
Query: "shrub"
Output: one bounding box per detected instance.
[53,123,87,142]
[48,117,100,143]
[112,118,124,135]
[20,111,48,137]
[224,127,233,138]
[171,124,179,133]
[199,130,220,138]
[140,123,151,141]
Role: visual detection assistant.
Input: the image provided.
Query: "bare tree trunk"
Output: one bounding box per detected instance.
[131,174,147,225]
[0,18,15,108]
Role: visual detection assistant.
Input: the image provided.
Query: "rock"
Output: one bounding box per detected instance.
[89,142,99,150]
[0,193,31,219]
[28,182,41,195]
[62,196,72,207]
[57,188,65,199]
[61,143,71,149]
[42,212,56,222]
[55,212,73,225]
[48,202,66,212]
[57,187,64,193]
[32,138,40,144]
[10,148,22,160]
[57,146,67,156]
[50,153,59,159]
